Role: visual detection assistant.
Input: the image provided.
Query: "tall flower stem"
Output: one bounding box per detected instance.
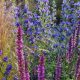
[54,55,62,80]
[38,54,45,80]
[75,55,80,80]
[16,26,30,80]
[66,21,80,63]
[75,20,80,80]
[66,36,74,63]
[25,60,30,80]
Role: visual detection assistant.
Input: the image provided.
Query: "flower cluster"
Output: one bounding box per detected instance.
[14,0,56,47]
[52,0,80,56]
[8,0,80,80]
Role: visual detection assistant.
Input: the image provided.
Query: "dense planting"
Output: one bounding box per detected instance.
[0,0,80,80]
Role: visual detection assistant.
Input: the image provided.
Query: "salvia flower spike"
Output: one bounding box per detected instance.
[38,54,45,80]
[66,22,80,63]
[75,55,80,80]
[25,60,30,80]
[66,36,74,63]
[16,26,30,80]
[54,55,62,80]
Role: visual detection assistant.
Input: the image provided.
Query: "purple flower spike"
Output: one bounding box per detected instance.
[25,61,30,80]
[38,54,45,80]
[55,56,62,80]
[16,26,26,80]
[66,23,80,63]
[66,37,74,63]
[73,26,80,48]
[16,26,30,80]
[75,56,80,80]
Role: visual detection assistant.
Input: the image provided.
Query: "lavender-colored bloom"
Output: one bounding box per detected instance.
[0,50,2,56]
[64,27,69,31]
[61,44,65,49]
[74,1,80,6]
[14,76,19,80]
[15,22,20,27]
[35,27,41,35]
[68,14,74,19]
[33,20,41,26]
[53,44,59,48]
[6,64,12,71]
[27,28,33,36]
[33,13,40,19]
[69,0,74,4]
[63,0,67,3]
[29,36,35,44]
[66,31,72,36]
[2,77,6,80]
[24,19,28,23]
[60,35,65,41]
[3,56,8,62]
[61,1,77,32]
[58,27,63,32]
[38,54,45,80]
[23,5,28,13]
[4,64,12,75]
[43,0,49,2]
[52,33,60,38]
[43,51,47,56]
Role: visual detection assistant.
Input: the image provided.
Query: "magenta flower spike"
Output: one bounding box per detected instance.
[38,54,45,80]
[16,26,27,80]
[25,60,30,80]
[55,56,62,80]
[75,55,80,80]
[0,50,3,56]
[74,26,80,48]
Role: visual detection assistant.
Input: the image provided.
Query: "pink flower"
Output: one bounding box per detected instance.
[16,26,30,80]
[25,60,30,80]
